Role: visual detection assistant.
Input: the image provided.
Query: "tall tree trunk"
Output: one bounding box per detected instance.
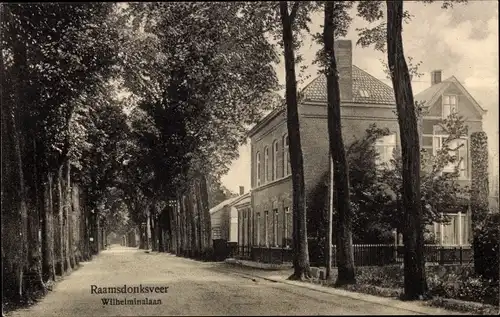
[195,180,203,258]
[386,0,428,300]
[176,194,184,255]
[64,160,73,270]
[158,211,165,252]
[138,222,145,249]
[81,191,90,261]
[145,210,150,250]
[25,139,46,296]
[184,195,192,257]
[192,182,202,258]
[42,173,56,282]
[326,156,334,280]
[155,214,159,252]
[72,185,80,264]
[167,204,174,253]
[2,7,29,300]
[188,193,197,258]
[54,165,64,275]
[200,174,213,260]
[94,213,100,254]
[324,2,355,285]
[173,200,180,254]
[1,88,29,302]
[149,207,157,251]
[280,1,311,280]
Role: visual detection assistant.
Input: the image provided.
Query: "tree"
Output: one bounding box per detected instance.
[321,1,356,285]
[347,112,469,242]
[279,1,312,280]
[356,0,467,300]
[385,0,428,299]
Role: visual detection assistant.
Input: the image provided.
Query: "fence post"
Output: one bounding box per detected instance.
[392,229,398,263]
[439,247,444,265]
[459,246,463,265]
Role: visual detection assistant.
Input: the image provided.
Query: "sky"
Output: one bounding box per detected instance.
[221,0,499,195]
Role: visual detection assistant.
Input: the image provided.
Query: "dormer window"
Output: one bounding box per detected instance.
[359,90,370,98]
[442,95,458,119]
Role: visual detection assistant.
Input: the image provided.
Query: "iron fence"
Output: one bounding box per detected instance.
[230,243,473,266]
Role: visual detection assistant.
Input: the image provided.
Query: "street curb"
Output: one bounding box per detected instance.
[224,269,466,316]
[224,258,292,271]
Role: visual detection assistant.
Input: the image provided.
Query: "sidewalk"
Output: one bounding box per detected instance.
[223,259,470,315]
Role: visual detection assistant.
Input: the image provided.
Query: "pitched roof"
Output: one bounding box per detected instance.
[414,81,449,106]
[301,65,395,105]
[247,65,396,138]
[414,76,487,115]
[209,192,251,215]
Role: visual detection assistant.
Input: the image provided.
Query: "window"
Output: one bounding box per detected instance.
[273,209,278,247]
[432,135,468,179]
[375,133,397,166]
[256,152,261,186]
[256,212,261,246]
[442,95,458,119]
[283,134,290,176]
[273,140,279,180]
[359,90,370,98]
[264,211,269,246]
[212,227,221,240]
[284,207,291,247]
[435,213,468,245]
[264,147,269,183]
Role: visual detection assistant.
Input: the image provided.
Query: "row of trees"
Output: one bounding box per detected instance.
[112,2,281,259]
[2,2,281,303]
[1,3,132,303]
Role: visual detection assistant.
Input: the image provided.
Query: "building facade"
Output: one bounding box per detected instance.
[415,70,487,245]
[210,191,250,243]
[246,39,486,249]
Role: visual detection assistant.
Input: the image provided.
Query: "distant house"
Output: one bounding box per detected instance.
[245,39,486,256]
[210,187,249,243]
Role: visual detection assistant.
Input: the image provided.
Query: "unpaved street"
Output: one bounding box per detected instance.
[7,246,446,316]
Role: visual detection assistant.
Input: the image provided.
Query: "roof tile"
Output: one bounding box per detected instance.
[301,65,396,105]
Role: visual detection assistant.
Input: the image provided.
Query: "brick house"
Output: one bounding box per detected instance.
[244,39,486,253]
[415,70,487,245]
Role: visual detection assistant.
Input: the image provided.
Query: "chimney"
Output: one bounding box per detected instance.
[431,70,442,85]
[239,186,244,196]
[334,39,353,101]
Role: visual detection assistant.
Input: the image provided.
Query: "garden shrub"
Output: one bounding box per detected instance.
[352,265,499,306]
[473,212,499,281]
[428,272,498,306]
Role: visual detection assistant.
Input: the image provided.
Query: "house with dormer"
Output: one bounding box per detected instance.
[241,40,486,260]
